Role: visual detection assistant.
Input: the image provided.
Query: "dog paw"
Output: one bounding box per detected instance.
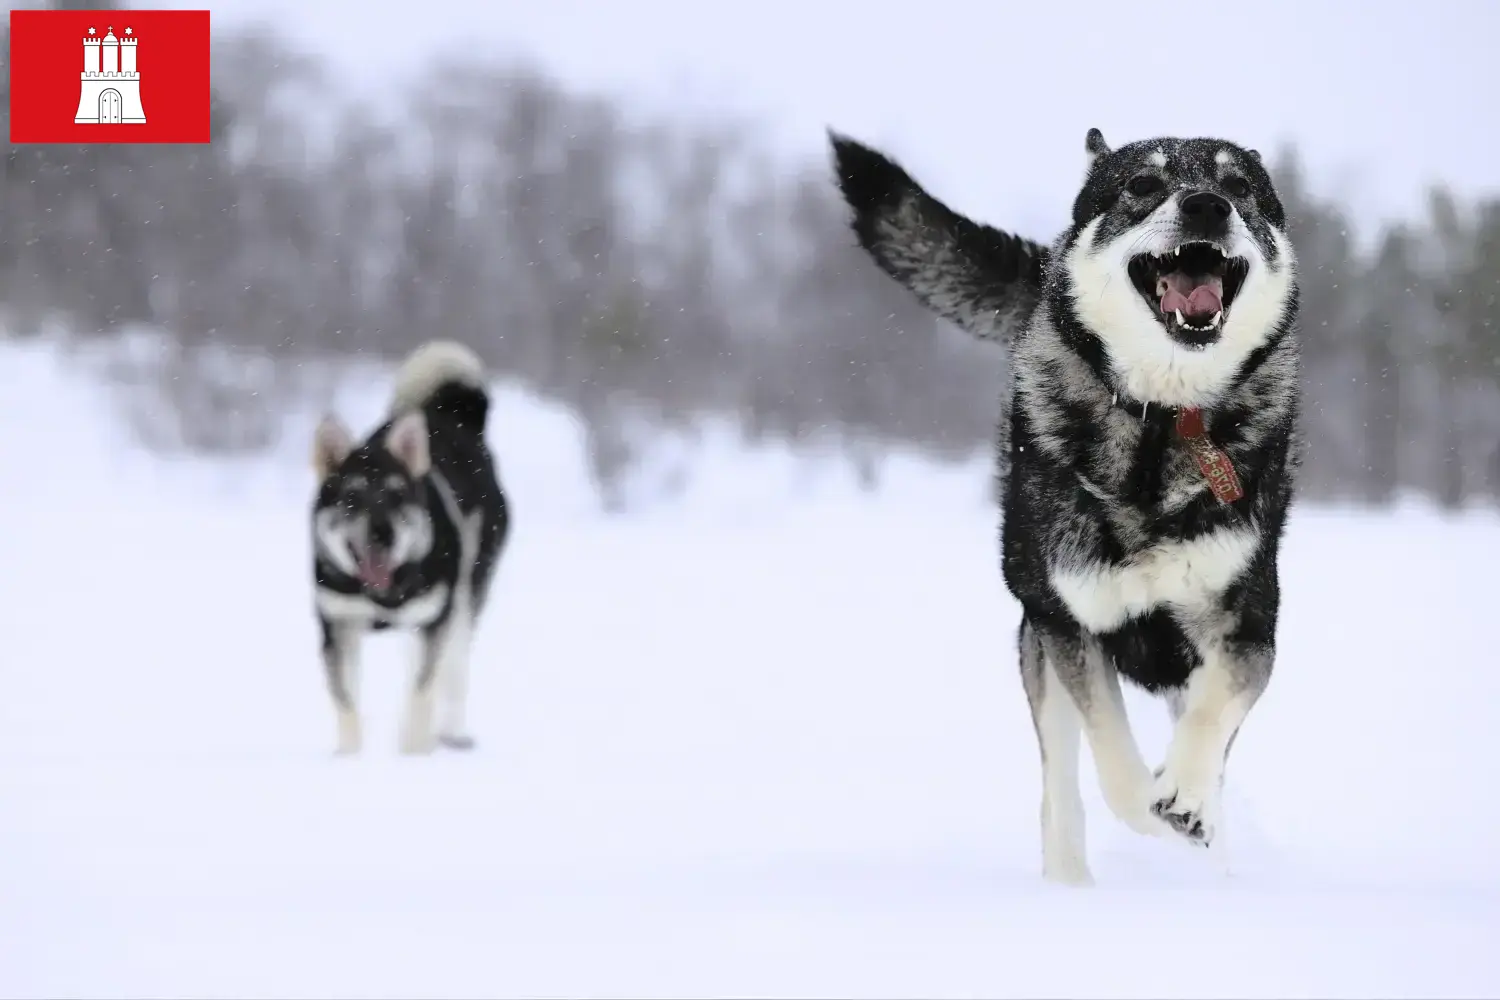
[1042,859,1095,887]
[438,733,476,751]
[1097,761,1169,837]
[399,731,437,755]
[335,715,361,756]
[1150,769,1218,847]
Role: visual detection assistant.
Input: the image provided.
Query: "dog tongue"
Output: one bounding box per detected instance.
[1159,274,1224,319]
[358,552,393,591]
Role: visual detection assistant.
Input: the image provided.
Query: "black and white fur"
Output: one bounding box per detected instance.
[830,128,1299,885]
[311,340,510,756]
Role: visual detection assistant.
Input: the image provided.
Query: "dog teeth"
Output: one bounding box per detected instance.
[1173,310,1225,333]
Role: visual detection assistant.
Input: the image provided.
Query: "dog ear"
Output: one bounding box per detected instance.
[384,410,431,478]
[1245,148,1262,163]
[1085,128,1111,167]
[312,415,354,479]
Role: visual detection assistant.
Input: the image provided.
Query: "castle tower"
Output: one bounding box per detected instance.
[83,28,100,73]
[100,26,118,73]
[120,29,138,74]
[74,25,146,125]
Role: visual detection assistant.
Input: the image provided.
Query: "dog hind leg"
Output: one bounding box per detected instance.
[436,607,476,751]
[1020,620,1092,885]
[1164,687,1186,722]
[437,509,486,751]
[400,624,446,755]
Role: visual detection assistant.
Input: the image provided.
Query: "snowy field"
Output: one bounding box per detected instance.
[2,340,1498,998]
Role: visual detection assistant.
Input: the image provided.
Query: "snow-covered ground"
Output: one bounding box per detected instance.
[2,340,1498,998]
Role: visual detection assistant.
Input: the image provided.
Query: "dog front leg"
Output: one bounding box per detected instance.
[1151,639,1272,848]
[321,622,362,755]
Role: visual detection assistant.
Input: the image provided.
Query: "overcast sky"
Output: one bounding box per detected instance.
[171,0,1498,239]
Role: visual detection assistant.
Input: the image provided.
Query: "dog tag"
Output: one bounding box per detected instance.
[1176,408,1244,504]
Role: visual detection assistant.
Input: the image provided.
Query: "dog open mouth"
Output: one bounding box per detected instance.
[354,545,395,591]
[1128,242,1249,349]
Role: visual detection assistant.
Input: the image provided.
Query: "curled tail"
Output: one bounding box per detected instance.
[828,131,1048,346]
[390,339,490,434]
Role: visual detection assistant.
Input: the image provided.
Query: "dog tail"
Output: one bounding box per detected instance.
[390,339,490,434]
[828,131,1048,347]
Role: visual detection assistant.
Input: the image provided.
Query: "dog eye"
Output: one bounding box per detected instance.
[1224,176,1251,198]
[1126,175,1164,197]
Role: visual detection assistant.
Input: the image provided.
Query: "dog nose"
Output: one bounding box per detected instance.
[368,516,394,548]
[1179,191,1232,240]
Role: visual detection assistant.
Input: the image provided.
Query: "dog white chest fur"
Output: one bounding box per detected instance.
[1049,524,1259,632]
[314,583,451,630]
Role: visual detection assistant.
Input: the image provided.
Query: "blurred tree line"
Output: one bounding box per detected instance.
[3,9,1497,508]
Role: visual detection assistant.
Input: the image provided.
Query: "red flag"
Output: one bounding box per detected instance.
[8,8,211,144]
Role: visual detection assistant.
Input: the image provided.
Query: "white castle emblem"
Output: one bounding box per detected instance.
[74,25,147,125]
